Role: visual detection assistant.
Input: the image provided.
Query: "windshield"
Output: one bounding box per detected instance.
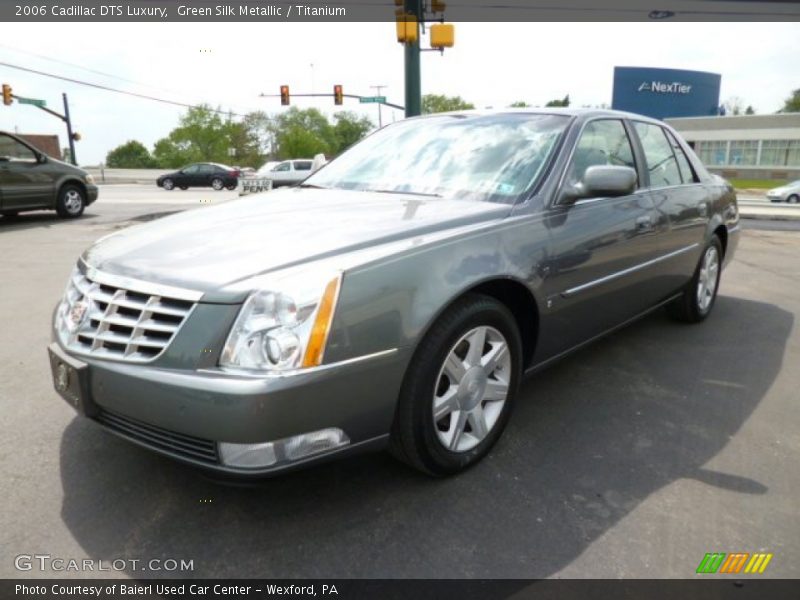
[305,113,569,204]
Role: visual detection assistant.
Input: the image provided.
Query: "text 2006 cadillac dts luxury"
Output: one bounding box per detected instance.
[49,109,739,477]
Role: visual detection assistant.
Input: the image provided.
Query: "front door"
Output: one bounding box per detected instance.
[0,133,54,211]
[535,118,660,362]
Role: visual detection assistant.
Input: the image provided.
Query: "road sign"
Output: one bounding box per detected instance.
[17,96,46,108]
[359,96,387,104]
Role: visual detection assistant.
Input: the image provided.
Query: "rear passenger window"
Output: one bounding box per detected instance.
[666,130,697,183]
[294,161,313,171]
[634,122,683,187]
[567,119,637,187]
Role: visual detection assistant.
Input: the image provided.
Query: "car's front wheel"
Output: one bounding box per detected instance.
[211,178,224,191]
[667,235,723,323]
[55,184,86,219]
[787,194,799,204]
[390,294,522,476]
[162,178,175,191]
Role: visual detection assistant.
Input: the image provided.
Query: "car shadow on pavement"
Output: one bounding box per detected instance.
[58,295,792,578]
[0,212,99,232]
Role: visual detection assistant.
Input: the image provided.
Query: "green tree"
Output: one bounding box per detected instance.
[545,94,570,107]
[421,94,475,114]
[152,105,237,167]
[745,105,756,115]
[508,101,531,108]
[105,140,154,168]
[271,107,335,159]
[332,111,373,154]
[781,88,800,112]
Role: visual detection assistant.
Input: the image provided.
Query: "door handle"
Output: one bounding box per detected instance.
[636,215,654,232]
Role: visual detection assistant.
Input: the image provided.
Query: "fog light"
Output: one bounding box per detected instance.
[218,441,278,469]
[218,428,350,469]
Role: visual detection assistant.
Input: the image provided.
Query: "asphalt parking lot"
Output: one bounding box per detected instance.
[0,187,798,579]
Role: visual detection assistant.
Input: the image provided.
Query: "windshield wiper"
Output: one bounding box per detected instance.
[297,183,330,189]
[365,188,442,198]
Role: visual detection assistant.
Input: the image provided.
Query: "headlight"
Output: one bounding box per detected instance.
[85,174,95,185]
[219,274,341,373]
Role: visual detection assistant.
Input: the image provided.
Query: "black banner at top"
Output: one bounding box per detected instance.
[1,0,800,22]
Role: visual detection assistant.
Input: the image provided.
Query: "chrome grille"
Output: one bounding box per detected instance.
[58,268,195,362]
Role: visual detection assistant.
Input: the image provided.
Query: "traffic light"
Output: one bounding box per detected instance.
[334,85,343,105]
[280,85,290,106]
[430,23,455,49]
[2,84,12,106]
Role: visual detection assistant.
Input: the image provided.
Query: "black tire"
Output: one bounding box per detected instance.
[389,293,523,476]
[667,235,723,323]
[162,178,175,191]
[225,184,237,191]
[211,178,224,191]
[179,186,188,190]
[55,184,86,219]
[788,194,799,204]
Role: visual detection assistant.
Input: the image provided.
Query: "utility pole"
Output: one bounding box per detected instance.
[370,84,387,127]
[403,0,422,117]
[63,93,77,165]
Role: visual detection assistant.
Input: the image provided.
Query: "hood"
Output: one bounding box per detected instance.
[83,188,511,294]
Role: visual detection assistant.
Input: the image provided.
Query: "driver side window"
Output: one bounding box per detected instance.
[183,165,200,174]
[0,134,37,162]
[567,120,636,187]
[274,162,291,172]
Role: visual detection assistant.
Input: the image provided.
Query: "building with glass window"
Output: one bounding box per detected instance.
[666,113,800,181]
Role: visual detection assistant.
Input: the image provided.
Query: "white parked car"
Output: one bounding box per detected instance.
[766,180,800,204]
[264,159,315,187]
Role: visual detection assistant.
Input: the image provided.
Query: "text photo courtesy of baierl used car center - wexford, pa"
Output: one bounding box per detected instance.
[1,2,800,599]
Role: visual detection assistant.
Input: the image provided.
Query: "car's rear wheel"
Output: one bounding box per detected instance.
[788,194,799,204]
[211,178,224,191]
[225,183,237,191]
[162,178,175,191]
[179,185,188,190]
[390,294,522,476]
[55,184,86,219]
[667,235,722,323]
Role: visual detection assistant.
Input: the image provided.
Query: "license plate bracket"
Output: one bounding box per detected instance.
[48,343,98,417]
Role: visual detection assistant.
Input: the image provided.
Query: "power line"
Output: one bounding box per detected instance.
[0,60,250,118]
[0,43,183,96]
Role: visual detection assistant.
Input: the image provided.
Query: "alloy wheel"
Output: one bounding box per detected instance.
[432,326,511,453]
[163,179,174,190]
[63,190,83,214]
[212,178,224,190]
[696,245,719,313]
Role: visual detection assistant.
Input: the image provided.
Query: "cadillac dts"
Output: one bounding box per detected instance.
[49,109,739,477]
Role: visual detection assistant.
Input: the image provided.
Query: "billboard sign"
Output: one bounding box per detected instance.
[612,66,721,119]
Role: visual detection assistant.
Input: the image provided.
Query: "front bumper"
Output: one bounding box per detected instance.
[50,341,411,476]
[86,185,99,205]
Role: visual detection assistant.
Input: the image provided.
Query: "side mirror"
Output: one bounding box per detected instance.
[564,165,637,202]
[37,153,48,164]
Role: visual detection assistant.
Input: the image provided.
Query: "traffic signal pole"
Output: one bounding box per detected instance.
[63,93,77,165]
[404,0,422,117]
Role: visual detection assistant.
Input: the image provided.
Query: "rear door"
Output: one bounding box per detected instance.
[0,133,53,210]
[291,160,313,184]
[537,118,661,360]
[630,121,707,297]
